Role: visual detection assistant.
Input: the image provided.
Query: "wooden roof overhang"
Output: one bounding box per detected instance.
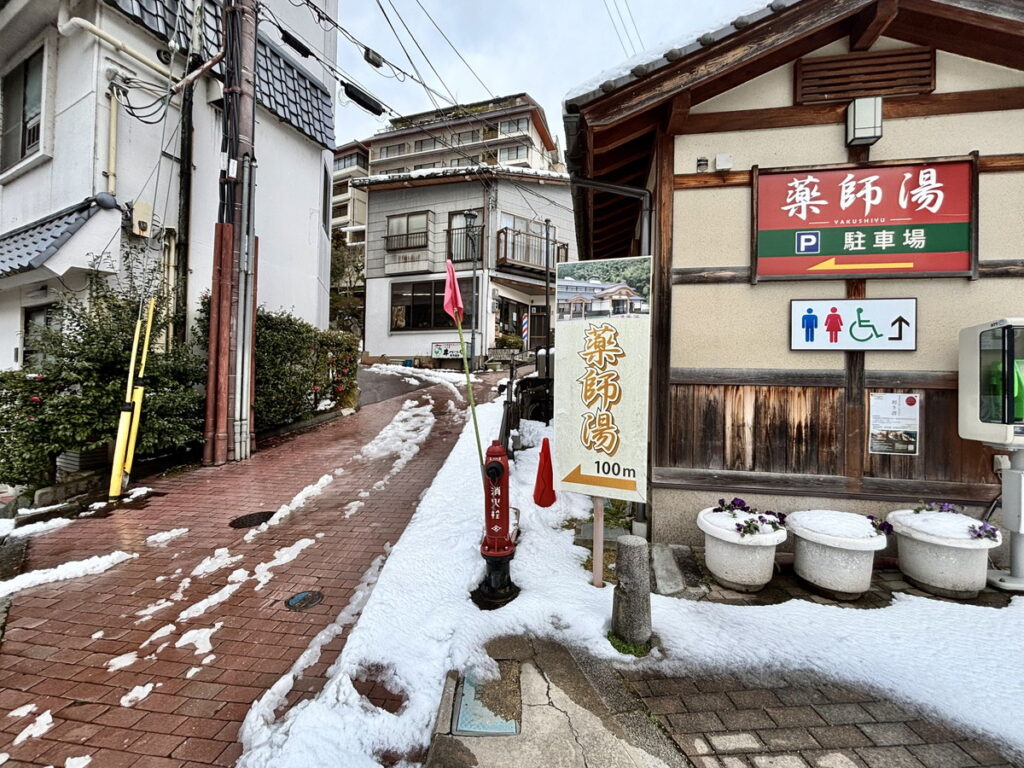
[563,0,1024,262]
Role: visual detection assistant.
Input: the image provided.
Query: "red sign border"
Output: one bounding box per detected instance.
[751,153,978,283]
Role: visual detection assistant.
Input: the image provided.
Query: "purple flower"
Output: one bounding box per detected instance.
[731,497,746,508]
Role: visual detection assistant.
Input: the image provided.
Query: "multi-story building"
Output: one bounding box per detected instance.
[352,94,574,366]
[0,0,337,369]
[331,140,369,247]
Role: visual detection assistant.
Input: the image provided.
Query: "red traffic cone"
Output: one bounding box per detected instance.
[533,437,556,508]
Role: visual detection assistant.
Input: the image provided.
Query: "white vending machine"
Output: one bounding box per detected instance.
[959,318,1024,591]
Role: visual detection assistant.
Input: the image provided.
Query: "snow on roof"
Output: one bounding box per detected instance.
[350,164,570,187]
[563,0,799,107]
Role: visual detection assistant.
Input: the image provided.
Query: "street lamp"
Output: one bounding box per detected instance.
[464,210,479,367]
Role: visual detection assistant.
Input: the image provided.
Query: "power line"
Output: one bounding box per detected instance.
[374,0,441,109]
[622,0,645,50]
[384,0,458,105]
[412,0,494,99]
[602,0,632,56]
[612,0,639,54]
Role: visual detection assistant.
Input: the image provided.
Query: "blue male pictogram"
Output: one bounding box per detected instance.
[801,308,818,342]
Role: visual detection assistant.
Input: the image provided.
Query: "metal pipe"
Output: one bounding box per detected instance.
[233,157,252,460]
[106,89,118,196]
[58,2,172,78]
[544,218,552,350]
[570,176,652,256]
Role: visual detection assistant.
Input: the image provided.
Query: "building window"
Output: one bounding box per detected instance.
[1,47,44,172]
[332,202,348,219]
[347,229,365,244]
[498,145,528,162]
[390,278,474,331]
[450,156,479,167]
[22,303,55,368]
[386,211,428,250]
[447,209,483,263]
[414,161,440,170]
[499,117,529,135]
[378,142,405,159]
[334,151,367,170]
[334,179,349,195]
[451,129,479,146]
[414,137,439,152]
[322,165,331,232]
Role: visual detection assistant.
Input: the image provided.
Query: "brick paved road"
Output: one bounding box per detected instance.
[0,375,496,767]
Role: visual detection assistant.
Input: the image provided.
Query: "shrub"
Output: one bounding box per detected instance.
[197,299,359,432]
[0,268,205,489]
[496,332,523,350]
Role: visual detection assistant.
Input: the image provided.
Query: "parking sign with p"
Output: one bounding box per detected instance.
[795,231,820,254]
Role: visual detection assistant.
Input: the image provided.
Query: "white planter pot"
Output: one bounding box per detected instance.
[696,507,787,592]
[787,510,887,600]
[888,509,1002,599]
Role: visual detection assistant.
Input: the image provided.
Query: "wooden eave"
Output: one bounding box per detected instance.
[567,0,1024,262]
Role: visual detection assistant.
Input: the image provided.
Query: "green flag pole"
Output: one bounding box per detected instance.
[454,315,484,469]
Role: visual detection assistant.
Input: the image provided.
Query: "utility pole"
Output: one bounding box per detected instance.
[544,218,552,350]
[204,0,258,465]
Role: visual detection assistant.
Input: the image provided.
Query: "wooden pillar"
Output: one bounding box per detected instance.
[844,143,869,488]
[653,129,674,468]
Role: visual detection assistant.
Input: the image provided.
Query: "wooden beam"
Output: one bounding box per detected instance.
[888,9,1024,70]
[593,146,652,175]
[898,0,1024,38]
[664,91,691,135]
[844,279,866,489]
[672,266,750,283]
[653,129,674,468]
[650,467,997,504]
[671,368,846,387]
[850,0,899,50]
[580,0,873,127]
[978,154,1024,173]
[979,259,1024,278]
[679,87,1024,136]
[674,170,751,189]
[592,113,657,155]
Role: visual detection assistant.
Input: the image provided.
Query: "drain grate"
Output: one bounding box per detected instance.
[285,590,324,611]
[229,510,275,529]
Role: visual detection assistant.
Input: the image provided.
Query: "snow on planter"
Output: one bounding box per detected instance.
[696,503,787,592]
[787,510,888,600]
[888,508,1001,599]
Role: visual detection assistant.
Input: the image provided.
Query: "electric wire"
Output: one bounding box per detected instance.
[622,0,645,50]
[602,0,632,56]
[412,0,494,99]
[374,0,440,109]
[612,0,638,55]
[384,0,457,105]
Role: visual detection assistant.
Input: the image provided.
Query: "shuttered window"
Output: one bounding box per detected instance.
[1,48,44,171]
[795,47,935,105]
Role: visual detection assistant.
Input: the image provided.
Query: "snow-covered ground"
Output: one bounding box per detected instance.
[367,363,476,402]
[237,401,1024,767]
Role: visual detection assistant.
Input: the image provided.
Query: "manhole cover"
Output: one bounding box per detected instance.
[229,511,275,529]
[285,590,324,611]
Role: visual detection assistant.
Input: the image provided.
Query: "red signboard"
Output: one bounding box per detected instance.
[754,158,975,281]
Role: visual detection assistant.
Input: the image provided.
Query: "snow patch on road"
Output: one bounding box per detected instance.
[343,501,364,518]
[191,549,243,578]
[253,540,315,591]
[90,630,104,639]
[357,399,436,491]
[13,710,53,745]
[64,757,92,768]
[176,623,223,655]
[0,551,137,600]
[105,652,138,672]
[170,577,192,601]
[3,517,72,539]
[243,475,334,542]
[119,684,153,707]
[141,624,176,647]
[368,363,476,401]
[7,704,36,718]
[134,598,174,623]
[146,528,189,546]
[177,582,243,621]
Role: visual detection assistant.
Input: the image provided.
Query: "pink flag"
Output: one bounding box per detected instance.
[443,259,464,323]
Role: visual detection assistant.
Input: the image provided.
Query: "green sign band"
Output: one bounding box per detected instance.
[758,222,970,259]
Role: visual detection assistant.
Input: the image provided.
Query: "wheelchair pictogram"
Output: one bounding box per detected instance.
[848,307,883,342]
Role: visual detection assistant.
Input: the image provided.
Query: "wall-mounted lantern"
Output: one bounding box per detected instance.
[846,96,883,147]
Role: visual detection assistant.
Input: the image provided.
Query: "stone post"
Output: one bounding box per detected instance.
[611,535,652,646]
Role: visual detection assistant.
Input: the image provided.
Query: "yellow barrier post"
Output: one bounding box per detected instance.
[122,298,156,482]
[107,307,144,502]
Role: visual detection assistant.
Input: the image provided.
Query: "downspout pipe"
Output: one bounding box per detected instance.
[58,1,172,79]
[569,176,652,256]
[106,88,118,196]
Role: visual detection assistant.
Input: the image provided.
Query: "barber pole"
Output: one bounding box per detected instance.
[521,313,529,349]
[471,440,520,609]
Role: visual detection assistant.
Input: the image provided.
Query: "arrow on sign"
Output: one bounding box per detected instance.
[562,464,637,492]
[889,315,911,341]
[807,257,915,272]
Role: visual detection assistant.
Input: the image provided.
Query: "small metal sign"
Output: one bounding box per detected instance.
[431,341,462,359]
[869,393,922,456]
[790,298,916,351]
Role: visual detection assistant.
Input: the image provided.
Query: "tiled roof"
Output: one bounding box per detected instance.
[0,199,100,277]
[103,0,334,148]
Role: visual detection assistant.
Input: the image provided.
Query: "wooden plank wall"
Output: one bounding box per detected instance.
[667,380,1000,494]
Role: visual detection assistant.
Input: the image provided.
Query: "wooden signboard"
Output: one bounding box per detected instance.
[754,158,975,281]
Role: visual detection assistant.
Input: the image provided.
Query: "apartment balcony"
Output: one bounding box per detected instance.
[445,225,484,266]
[496,228,568,274]
[385,231,429,251]
[385,252,435,275]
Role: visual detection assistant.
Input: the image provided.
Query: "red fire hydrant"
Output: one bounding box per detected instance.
[472,440,520,609]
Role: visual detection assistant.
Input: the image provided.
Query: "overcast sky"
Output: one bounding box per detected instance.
[332,0,771,150]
